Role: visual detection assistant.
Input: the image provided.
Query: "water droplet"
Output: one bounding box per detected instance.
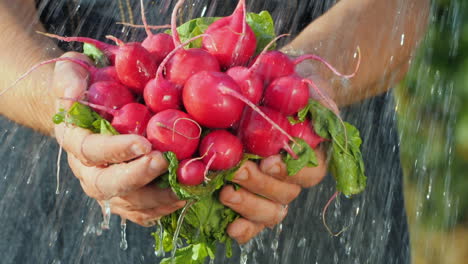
[100,200,111,230]
[120,218,128,250]
[297,237,306,247]
[154,220,165,257]
[400,34,405,46]
[239,241,253,264]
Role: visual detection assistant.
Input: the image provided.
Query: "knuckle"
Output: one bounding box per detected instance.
[300,169,327,188]
[281,185,301,204]
[267,205,288,228]
[93,170,112,200]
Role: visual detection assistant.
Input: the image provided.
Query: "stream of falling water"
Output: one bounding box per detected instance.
[154,220,165,257]
[0,0,464,264]
[100,200,112,231]
[120,218,128,250]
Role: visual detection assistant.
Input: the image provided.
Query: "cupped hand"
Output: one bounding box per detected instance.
[220,149,328,244]
[53,52,185,227]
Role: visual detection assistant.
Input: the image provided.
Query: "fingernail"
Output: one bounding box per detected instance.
[169,191,180,201]
[226,191,241,204]
[174,200,187,208]
[229,225,244,239]
[150,158,160,171]
[266,165,280,175]
[234,169,248,182]
[132,144,145,155]
[131,143,148,156]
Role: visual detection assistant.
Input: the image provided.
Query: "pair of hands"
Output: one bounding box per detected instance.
[53,52,328,244]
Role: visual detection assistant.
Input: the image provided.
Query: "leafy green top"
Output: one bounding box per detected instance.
[53,102,119,135]
[83,43,109,68]
[296,100,367,196]
[166,11,276,53]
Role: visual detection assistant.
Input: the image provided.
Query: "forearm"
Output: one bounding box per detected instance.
[284,0,430,106]
[0,0,61,135]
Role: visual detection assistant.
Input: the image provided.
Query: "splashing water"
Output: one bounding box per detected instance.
[120,218,128,250]
[154,220,165,257]
[0,0,465,264]
[100,200,111,231]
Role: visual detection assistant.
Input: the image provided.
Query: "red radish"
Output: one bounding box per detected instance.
[110,103,152,135]
[251,47,361,85]
[226,66,264,104]
[238,106,296,158]
[92,66,119,83]
[177,159,206,186]
[61,100,151,136]
[38,32,158,93]
[87,81,136,120]
[290,119,326,149]
[144,34,212,113]
[199,130,243,170]
[250,51,295,85]
[139,0,175,64]
[142,33,175,64]
[183,71,245,128]
[225,34,289,104]
[201,0,256,68]
[107,36,158,93]
[184,70,296,151]
[263,75,310,115]
[165,48,220,86]
[165,0,220,86]
[143,78,181,114]
[146,109,201,160]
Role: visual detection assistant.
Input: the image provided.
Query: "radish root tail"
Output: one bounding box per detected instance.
[1,57,92,97]
[294,46,361,79]
[322,191,353,237]
[203,153,217,182]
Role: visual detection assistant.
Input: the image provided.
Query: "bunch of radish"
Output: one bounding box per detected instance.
[23,0,361,187]
[3,0,366,262]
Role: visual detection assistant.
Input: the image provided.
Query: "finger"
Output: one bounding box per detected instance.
[220,185,288,228]
[227,218,264,245]
[110,185,185,210]
[56,124,152,166]
[69,151,168,200]
[260,149,328,188]
[258,155,288,180]
[231,161,301,205]
[109,203,186,227]
[53,52,92,109]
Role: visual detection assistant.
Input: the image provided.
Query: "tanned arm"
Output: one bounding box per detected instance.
[283,0,430,106]
[0,0,61,135]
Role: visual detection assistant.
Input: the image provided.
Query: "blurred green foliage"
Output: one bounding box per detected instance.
[396,0,468,228]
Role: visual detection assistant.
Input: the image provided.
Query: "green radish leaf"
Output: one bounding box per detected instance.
[159,152,264,263]
[164,152,241,200]
[305,100,367,196]
[53,102,119,135]
[83,43,109,68]
[283,138,318,176]
[166,11,276,52]
[159,194,238,264]
[54,102,101,132]
[166,17,220,49]
[97,119,120,135]
[160,243,209,264]
[246,11,277,53]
